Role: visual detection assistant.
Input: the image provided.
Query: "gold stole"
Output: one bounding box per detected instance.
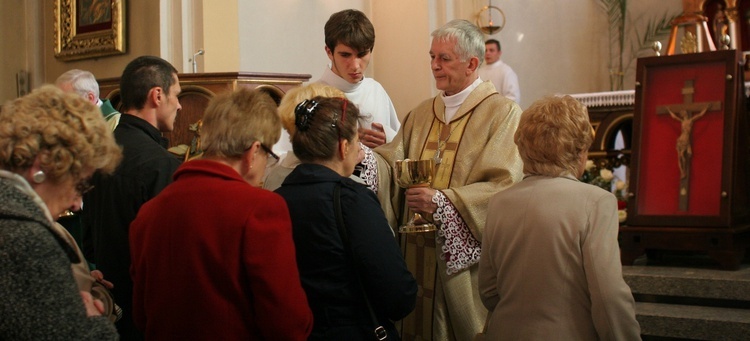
[400,110,472,340]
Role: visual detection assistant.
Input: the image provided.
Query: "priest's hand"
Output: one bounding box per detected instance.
[405,187,438,216]
[359,123,386,148]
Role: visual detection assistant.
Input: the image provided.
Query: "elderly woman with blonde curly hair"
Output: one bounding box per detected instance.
[477,95,641,340]
[0,85,122,339]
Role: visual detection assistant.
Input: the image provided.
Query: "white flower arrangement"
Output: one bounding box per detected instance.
[580,160,629,224]
[581,165,614,192]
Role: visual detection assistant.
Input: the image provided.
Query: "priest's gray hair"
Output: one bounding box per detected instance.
[514,95,593,177]
[55,69,100,99]
[431,19,485,67]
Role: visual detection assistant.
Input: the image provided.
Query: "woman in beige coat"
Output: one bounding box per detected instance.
[478,95,641,340]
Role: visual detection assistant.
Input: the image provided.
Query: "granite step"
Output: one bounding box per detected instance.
[636,302,750,340]
[622,264,750,302]
[621,255,750,340]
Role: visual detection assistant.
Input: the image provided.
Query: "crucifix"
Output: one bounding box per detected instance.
[655,79,722,211]
[425,123,459,166]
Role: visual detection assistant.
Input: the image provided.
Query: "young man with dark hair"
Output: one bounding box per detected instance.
[318,9,400,148]
[479,38,521,104]
[82,55,182,340]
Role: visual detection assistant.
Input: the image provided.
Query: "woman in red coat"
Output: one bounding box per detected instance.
[129,88,313,340]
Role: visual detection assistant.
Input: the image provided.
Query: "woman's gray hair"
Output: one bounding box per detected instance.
[431,19,485,66]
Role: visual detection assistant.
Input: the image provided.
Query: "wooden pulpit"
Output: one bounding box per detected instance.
[97,72,311,149]
[620,50,750,270]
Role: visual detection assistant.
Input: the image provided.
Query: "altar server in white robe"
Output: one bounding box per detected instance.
[478,39,520,104]
[318,9,400,149]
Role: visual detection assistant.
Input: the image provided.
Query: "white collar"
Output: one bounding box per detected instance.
[485,60,504,68]
[320,65,362,93]
[442,78,482,121]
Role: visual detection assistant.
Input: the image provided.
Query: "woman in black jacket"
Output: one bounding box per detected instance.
[276,96,417,340]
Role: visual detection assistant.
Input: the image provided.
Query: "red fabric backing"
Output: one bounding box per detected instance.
[636,62,725,216]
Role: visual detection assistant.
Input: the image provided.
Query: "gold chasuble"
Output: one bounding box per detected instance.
[374,81,524,341]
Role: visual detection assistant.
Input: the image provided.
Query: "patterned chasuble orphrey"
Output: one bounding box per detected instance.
[400,107,472,341]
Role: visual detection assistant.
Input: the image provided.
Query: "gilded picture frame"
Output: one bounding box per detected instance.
[54,0,126,61]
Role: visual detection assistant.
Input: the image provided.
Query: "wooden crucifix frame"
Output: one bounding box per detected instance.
[655,79,722,211]
[628,50,745,227]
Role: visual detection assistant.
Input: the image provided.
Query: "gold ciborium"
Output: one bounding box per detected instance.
[395,159,436,233]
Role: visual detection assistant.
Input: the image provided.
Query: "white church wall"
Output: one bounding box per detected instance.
[231,1,683,114]
[372,0,436,118]
[471,0,682,109]
[0,0,685,110]
[237,0,370,81]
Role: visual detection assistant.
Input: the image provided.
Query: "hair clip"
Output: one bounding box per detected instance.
[331,112,338,129]
[295,99,319,131]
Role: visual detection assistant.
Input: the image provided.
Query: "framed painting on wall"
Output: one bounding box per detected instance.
[54,0,126,61]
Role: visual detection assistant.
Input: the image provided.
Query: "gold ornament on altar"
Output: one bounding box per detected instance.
[681,31,698,53]
[475,0,505,35]
[395,159,436,233]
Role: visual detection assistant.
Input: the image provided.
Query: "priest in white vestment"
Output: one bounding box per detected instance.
[361,19,523,341]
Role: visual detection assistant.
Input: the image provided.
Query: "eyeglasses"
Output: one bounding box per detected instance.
[75,177,94,196]
[260,143,280,167]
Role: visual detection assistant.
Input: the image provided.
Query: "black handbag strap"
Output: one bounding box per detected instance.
[333,183,388,341]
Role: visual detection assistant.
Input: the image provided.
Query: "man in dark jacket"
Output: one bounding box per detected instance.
[82,55,182,340]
